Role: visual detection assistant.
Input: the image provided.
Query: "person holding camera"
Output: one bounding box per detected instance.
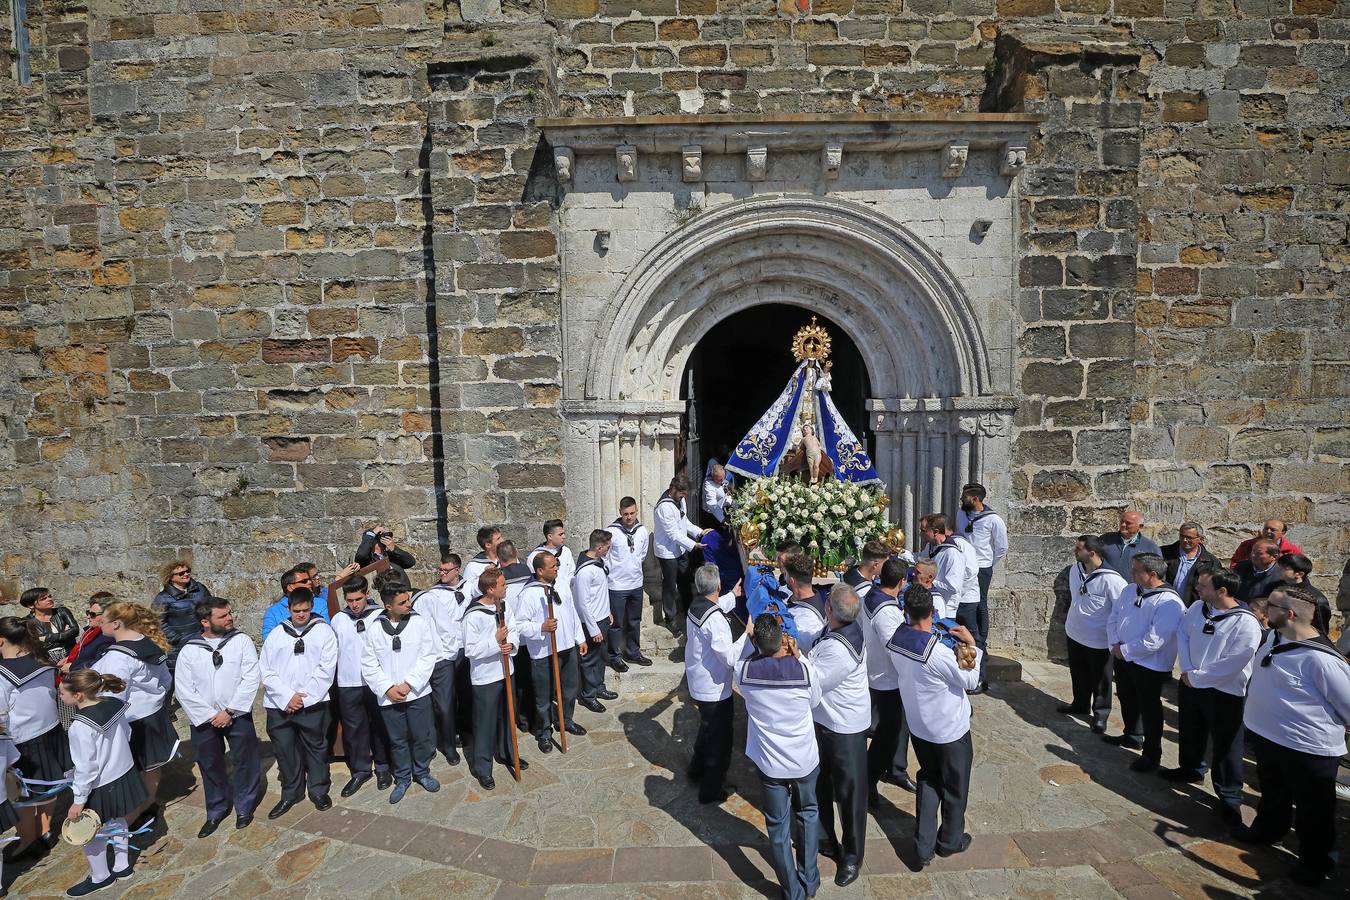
[19,588,79,664]
[356,524,417,570]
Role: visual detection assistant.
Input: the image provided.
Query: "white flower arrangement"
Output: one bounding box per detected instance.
[730,475,891,569]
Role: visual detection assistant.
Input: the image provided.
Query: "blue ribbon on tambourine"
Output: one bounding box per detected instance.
[932,618,964,652]
[740,565,800,641]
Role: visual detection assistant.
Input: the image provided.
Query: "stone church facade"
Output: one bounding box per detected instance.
[1,1,1345,654]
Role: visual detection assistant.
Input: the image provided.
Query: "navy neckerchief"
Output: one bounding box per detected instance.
[281,619,322,639]
[610,519,642,536]
[523,577,560,609]
[72,697,127,733]
[964,508,996,533]
[576,553,608,576]
[823,620,865,663]
[1261,632,1346,667]
[378,611,415,652]
[184,629,247,667]
[1135,586,1179,608]
[886,624,937,663]
[740,652,809,687]
[102,637,167,667]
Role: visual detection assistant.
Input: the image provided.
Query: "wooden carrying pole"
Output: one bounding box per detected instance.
[326,558,390,618]
[497,602,522,782]
[546,589,567,753]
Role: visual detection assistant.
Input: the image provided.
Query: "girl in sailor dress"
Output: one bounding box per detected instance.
[0,616,71,863]
[91,603,176,823]
[59,668,148,897]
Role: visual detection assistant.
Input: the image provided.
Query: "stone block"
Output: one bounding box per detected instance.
[1076,429,1130,466]
[1068,323,1135,358]
[261,339,331,364]
[1030,470,1091,501]
[496,463,565,489]
[1019,256,1063,288]
[1013,429,1074,466]
[1022,362,1084,398]
[1175,426,1230,461]
[462,327,525,356]
[1232,428,1310,460]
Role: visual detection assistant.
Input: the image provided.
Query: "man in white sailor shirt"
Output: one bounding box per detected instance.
[956,483,1008,671]
[1235,586,1350,886]
[361,568,442,803]
[920,513,970,622]
[462,525,503,601]
[527,519,577,609]
[462,567,525,791]
[172,597,262,837]
[948,527,986,693]
[1162,567,1261,824]
[606,497,652,668]
[654,479,711,636]
[513,553,588,753]
[1060,534,1129,733]
[810,584,871,887]
[330,576,392,797]
[860,558,918,798]
[259,589,338,819]
[413,557,469,766]
[782,553,827,652]
[684,564,745,805]
[735,614,822,900]
[573,529,618,712]
[1104,553,1185,771]
[886,585,980,867]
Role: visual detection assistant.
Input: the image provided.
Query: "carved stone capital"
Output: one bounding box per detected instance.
[681,145,702,182]
[616,144,638,182]
[977,411,1011,438]
[942,140,969,179]
[553,146,573,183]
[822,141,843,180]
[1001,140,1027,177]
[746,145,767,181]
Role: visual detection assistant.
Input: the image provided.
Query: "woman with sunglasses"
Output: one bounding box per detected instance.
[18,588,79,664]
[61,594,115,675]
[151,560,212,658]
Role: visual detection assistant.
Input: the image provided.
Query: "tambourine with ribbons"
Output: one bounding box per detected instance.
[933,618,979,671]
[61,809,103,845]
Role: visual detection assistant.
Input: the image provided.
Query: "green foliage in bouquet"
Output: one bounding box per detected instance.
[728,476,891,569]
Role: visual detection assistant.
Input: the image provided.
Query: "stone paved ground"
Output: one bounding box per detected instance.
[8,659,1348,899]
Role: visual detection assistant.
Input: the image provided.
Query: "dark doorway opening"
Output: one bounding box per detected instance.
[679,304,872,524]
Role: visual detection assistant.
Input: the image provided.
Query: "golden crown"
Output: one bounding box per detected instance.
[791,316,832,363]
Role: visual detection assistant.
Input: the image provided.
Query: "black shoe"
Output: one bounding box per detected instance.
[885,771,918,793]
[834,861,860,887]
[818,842,841,862]
[267,799,298,820]
[686,766,704,782]
[597,689,619,700]
[1056,704,1089,715]
[312,794,332,811]
[1219,804,1243,828]
[908,853,933,872]
[477,774,496,791]
[1090,722,1107,734]
[495,756,529,770]
[65,876,117,897]
[537,734,553,753]
[516,715,530,731]
[197,817,225,839]
[1160,767,1203,783]
[966,683,986,695]
[4,837,48,863]
[1130,756,1159,773]
[111,864,133,880]
[698,788,729,805]
[443,748,461,765]
[609,658,629,673]
[1102,733,1144,751]
[341,774,371,798]
[624,654,653,667]
[565,721,587,736]
[867,789,881,809]
[937,833,973,857]
[579,698,606,713]
[1231,825,1276,844]
[235,814,253,830]
[376,771,393,790]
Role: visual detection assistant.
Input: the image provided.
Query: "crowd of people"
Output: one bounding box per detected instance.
[0,485,1345,897]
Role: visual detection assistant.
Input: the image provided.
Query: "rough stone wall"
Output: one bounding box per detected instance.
[2,0,1347,648]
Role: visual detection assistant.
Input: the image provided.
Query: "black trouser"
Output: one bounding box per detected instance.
[454,656,473,741]
[429,657,460,757]
[470,679,516,779]
[955,602,984,684]
[1250,732,1340,875]
[867,687,910,791]
[911,730,973,861]
[816,725,868,867]
[1066,637,1113,727]
[379,694,435,783]
[690,697,733,801]
[531,645,579,735]
[514,646,534,727]
[335,686,391,778]
[1177,683,1246,805]
[658,554,693,625]
[1115,660,1170,761]
[189,712,262,821]
[579,621,610,700]
[608,587,643,659]
[976,566,993,679]
[266,702,331,802]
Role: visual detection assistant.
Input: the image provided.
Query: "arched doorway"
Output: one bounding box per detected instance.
[559,195,1015,544]
[679,305,872,523]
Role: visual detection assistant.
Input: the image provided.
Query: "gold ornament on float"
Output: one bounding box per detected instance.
[883,526,906,555]
[739,521,762,550]
[790,316,832,363]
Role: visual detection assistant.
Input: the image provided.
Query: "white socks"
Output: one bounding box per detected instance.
[82,817,129,882]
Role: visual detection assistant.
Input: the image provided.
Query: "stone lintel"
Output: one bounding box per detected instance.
[537,112,1044,156]
[561,399,686,417]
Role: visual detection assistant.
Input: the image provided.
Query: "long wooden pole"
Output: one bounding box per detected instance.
[497,601,522,782]
[546,588,567,754]
[326,558,390,618]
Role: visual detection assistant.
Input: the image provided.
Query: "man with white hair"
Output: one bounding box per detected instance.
[702,463,731,525]
[684,564,744,805]
[1099,510,1161,579]
[809,583,870,887]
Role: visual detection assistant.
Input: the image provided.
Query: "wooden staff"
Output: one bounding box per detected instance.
[546,586,567,754]
[496,600,522,782]
[326,558,390,618]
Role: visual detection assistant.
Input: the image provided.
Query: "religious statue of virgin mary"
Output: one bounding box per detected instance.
[726,318,881,486]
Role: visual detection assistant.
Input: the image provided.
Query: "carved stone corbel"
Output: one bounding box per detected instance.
[553,146,574,183]
[942,140,969,178]
[616,144,638,182]
[822,141,843,180]
[746,145,767,181]
[681,145,702,182]
[1001,140,1027,177]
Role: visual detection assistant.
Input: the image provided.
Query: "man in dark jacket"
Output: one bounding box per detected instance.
[1099,510,1162,579]
[1234,539,1283,603]
[356,524,417,569]
[1276,553,1331,634]
[153,560,213,652]
[1160,523,1220,607]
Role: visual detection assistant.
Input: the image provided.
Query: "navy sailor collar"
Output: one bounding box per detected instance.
[740,653,809,687]
[72,697,127,732]
[0,655,54,685]
[823,620,865,661]
[281,619,326,639]
[183,629,248,651]
[610,519,642,535]
[864,586,901,617]
[102,637,167,667]
[788,590,827,622]
[886,624,938,663]
[688,595,725,628]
